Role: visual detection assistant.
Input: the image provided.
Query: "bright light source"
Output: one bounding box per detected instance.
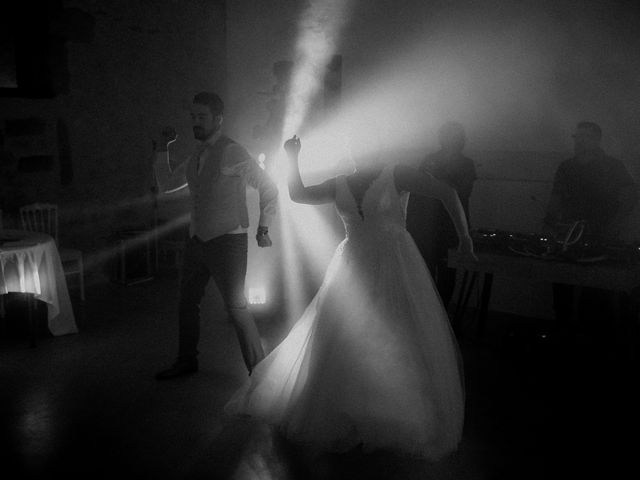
[248,286,267,305]
[265,0,354,325]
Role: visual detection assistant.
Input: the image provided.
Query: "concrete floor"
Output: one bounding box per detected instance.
[1,269,638,479]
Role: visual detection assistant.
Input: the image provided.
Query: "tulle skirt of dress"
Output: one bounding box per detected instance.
[225,227,464,460]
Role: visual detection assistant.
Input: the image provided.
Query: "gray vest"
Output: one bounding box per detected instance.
[186,135,250,240]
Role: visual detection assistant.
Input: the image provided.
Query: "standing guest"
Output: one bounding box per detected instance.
[406,121,476,309]
[544,121,637,240]
[154,92,278,379]
[544,121,637,330]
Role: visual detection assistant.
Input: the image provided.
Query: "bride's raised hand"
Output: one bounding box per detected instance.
[284,135,301,157]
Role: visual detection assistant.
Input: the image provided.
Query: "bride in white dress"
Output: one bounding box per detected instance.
[226,135,477,460]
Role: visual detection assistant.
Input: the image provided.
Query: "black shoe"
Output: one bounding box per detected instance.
[155,360,198,380]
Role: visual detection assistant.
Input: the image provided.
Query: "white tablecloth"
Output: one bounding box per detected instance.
[0,229,78,335]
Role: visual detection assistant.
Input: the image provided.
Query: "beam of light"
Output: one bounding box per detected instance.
[266,137,345,325]
[57,187,185,220]
[263,0,354,323]
[277,197,342,324]
[282,0,353,139]
[266,43,467,323]
[282,32,485,172]
[244,0,480,403]
[304,12,579,162]
[274,196,309,324]
[284,201,341,282]
[263,148,344,325]
[52,185,189,274]
[82,212,190,272]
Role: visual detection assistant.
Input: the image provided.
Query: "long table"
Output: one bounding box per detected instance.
[448,247,640,338]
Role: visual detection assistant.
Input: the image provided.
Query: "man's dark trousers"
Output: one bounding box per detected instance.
[177,234,264,371]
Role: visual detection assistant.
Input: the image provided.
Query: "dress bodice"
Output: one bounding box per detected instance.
[335,165,408,240]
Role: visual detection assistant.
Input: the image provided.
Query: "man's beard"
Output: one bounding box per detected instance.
[193,126,217,141]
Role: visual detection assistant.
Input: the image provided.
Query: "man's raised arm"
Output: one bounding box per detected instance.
[153,126,188,193]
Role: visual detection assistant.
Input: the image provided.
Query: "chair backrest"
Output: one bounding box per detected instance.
[19,203,59,243]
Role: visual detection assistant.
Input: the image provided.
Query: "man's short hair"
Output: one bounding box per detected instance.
[193,92,224,116]
[576,121,602,139]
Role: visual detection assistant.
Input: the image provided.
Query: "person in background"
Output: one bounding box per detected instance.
[406,121,477,310]
[544,121,637,240]
[544,121,638,332]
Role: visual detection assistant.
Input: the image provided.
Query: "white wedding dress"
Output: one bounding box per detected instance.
[225,165,464,460]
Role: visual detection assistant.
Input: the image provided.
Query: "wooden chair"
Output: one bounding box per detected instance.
[19,203,85,302]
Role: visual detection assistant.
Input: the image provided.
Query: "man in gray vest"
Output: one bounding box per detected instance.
[154,92,278,379]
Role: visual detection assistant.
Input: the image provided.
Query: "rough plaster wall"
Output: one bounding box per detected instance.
[65,0,225,240]
[0,0,226,267]
[225,0,300,150]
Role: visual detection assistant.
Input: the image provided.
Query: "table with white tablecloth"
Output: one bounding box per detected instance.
[0,229,78,335]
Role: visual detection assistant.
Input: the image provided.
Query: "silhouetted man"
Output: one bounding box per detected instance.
[406,121,476,310]
[544,121,637,331]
